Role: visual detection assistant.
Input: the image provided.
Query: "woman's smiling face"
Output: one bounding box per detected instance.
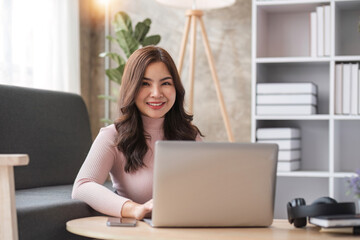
[135,61,176,118]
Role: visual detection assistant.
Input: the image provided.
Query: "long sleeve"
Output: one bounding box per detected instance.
[72,117,202,218]
[72,125,129,217]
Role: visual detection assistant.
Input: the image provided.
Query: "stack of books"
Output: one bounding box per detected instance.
[310,5,331,57]
[256,83,318,115]
[335,63,360,115]
[256,128,301,171]
[310,214,360,235]
[310,214,360,228]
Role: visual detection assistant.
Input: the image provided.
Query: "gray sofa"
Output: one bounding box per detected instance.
[0,84,111,240]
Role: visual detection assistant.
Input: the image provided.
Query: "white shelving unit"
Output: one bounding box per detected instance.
[252,0,360,218]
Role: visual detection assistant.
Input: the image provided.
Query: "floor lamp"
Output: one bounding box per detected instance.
[156,0,235,142]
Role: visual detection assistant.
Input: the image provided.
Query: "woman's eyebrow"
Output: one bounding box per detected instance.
[143,76,173,81]
[160,77,173,81]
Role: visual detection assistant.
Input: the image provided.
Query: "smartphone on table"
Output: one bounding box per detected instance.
[106,217,137,227]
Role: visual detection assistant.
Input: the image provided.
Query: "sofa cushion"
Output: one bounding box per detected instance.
[0,84,92,189]
[16,183,112,240]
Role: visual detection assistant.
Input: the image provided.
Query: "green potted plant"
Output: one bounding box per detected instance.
[99,11,161,124]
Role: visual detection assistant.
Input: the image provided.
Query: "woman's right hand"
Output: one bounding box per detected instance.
[121,199,153,220]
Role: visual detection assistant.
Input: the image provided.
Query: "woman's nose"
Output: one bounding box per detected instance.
[150,85,163,98]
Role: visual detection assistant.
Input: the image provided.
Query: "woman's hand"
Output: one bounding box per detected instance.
[121,199,153,220]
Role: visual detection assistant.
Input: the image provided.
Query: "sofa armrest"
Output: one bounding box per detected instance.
[0,154,29,166]
[0,154,29,240]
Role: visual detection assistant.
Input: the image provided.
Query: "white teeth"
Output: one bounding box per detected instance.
[148,103,163,106]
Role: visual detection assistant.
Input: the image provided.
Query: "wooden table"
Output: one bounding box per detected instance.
[66,216,357,240]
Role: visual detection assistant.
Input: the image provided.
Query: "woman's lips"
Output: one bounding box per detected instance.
[147,102,165,110]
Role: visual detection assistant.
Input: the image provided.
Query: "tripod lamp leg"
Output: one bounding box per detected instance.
[177,15,191,76]
[198,17,234,142]
[188,15,197,114]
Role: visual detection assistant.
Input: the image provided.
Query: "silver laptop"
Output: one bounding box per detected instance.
[145,141,278,227]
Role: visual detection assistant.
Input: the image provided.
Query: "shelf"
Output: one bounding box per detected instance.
[255,62,330,114]
[255,115,360,120]
[335,0,360,9]
[277,171,331,177]
[257,56,360,63]
[333,115,360,120]
[256,57,330,63]
[256,0,360,58]
[333,172,358,178]
[334,120,360,172]
[256,1,330,9]
[335,1,360,56]
[256,2,328,58]
[277,171,356,177]
[256,119,329,172]
[255,115,330,120]
[334,56,360,61]
[252,0,360,218]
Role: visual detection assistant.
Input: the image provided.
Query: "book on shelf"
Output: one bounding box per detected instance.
[278,150,301,161]
[309,5,330,57]
[319,226,360,235]
[256,94,317,105]
[256,83,317,95]
[316,6,324,57]
[335,64,343,114]
[257,139,301,150]
[256,128,300,140]
[310,11,317,57]
[277,160,300,171]
[351,63,359,115]
[342,64,351,115]
[324,5,331,56]
[335,63,360,115]
[256,105,316,115]
[310,214,360,228]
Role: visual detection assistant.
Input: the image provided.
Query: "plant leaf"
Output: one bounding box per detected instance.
[115,30,139,58]
[98,94,118,102]
[111,87,120,96]
[143,18,151,27]
[105,66,124,85]
[99,52,107,58]
[99,52,125,66]
[141,35,161,46]
[134,22,150,43]
[100,118,114,125]
[113,11,133,34]
[105,35,117,44]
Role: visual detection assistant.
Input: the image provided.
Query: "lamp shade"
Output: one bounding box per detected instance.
[156,0,235,10]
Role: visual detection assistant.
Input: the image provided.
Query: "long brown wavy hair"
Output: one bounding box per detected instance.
[114,46,203,173]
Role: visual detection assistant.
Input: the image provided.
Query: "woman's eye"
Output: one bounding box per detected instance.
[142,82,150,86]
[162,82,171,86]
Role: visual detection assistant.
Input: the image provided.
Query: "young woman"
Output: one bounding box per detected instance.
[72,46,203,220]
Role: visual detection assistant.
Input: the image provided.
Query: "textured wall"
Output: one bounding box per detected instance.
[81,0,252,142]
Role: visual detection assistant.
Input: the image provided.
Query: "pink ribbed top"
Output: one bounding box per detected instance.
[72,115,200,217]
